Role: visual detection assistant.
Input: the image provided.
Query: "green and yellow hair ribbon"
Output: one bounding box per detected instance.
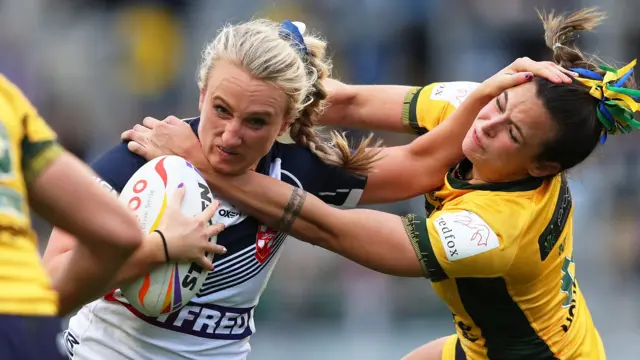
[571,59,640,143]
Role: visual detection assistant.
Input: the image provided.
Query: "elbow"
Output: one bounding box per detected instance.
[42,246,72,279]
[108,214,143,253]
[325,79,354,105]
[42,254,61,277]
[118,222,143,253]
[325,82,358,120]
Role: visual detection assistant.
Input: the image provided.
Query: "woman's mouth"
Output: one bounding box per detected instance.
[216,146,239,158]
[472,129,484,150]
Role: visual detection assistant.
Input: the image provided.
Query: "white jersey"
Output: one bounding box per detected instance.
[63,120,367,360]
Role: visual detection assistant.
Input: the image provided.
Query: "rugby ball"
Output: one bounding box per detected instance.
[118,155,217,317]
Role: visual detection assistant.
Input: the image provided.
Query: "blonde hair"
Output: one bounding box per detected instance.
[197,19,380,174]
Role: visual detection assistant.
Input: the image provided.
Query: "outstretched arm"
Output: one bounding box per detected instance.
[204,170,425,277]
[319,79,416,133]
[345,58,577,203]
[320,57,574,135]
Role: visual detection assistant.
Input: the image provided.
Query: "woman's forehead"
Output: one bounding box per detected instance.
[507,83,555,142]
[208,63,288,115]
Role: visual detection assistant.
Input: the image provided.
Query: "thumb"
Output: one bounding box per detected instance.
[172,183,186,207]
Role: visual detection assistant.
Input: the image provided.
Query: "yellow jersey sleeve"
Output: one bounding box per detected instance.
[401,81,480,134]
[404,202,523,280]
[0,74,64,184]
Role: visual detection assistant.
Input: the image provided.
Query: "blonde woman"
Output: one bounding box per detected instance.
[43,19,396,360]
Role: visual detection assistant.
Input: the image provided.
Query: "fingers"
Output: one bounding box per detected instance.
[198,256,214,271]
[121,129,133,142]
[122,127,148,145]
[541,62,574,84]
[206,223,226,238]
[492,72,535,94]
[164,116,182,126]
[546,61,579,80]
[200,200,220,224]
[127,141,150,159]
[133,124,151,135]
[511,57,573,84]
[208,242,227,255]
[142,117,162,129]
[531,63,568,84]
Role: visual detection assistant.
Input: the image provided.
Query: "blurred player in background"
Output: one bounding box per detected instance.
[126,8,623,360]
[0,73,143,359]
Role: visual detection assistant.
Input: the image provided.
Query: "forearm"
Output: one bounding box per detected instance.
[403,84,497,177]
[50,234,165,315]
[198,168,423,276]
[320,79,413,133]
[200,168,331,245]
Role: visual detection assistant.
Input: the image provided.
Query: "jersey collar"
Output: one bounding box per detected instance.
[447,158,544,192]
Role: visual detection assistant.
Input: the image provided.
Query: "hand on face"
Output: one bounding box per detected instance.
[477,57,577,100]
[121,116,205,165]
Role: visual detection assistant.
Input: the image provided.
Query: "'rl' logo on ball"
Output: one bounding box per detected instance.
[255,225,277,264]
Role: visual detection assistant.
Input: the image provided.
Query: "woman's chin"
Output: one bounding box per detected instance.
[208,159,247,176]
[461,140,474,160]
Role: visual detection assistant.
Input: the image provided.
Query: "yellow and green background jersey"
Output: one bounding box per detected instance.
[0,74,64,316]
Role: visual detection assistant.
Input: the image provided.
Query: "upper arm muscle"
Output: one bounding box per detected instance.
[29,152,139,249]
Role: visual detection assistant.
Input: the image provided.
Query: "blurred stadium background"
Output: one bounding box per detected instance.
[3,0,640,358]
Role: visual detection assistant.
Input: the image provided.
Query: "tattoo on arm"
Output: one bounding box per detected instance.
[276,187,307,233]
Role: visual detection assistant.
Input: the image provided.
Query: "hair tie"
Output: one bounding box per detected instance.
[570,59,640,144]
[278,20,308,56]
[553,43,562,50]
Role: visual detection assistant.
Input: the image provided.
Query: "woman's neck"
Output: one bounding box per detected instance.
[249,160,260,172]
[468,164,531,184]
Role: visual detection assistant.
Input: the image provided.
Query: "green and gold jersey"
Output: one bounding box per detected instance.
[400,85,605,359]
[402,81,480,133]
[0,74,64,315]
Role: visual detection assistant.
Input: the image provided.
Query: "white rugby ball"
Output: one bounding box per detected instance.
[118,155,217,317]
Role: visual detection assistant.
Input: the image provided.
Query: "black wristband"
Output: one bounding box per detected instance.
[154,229,170,263]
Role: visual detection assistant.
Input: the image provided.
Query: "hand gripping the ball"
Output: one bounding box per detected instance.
[155,183,226,270]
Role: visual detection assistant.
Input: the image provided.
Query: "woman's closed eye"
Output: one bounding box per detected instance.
[496,95,520,144]
[508,127,520,144]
